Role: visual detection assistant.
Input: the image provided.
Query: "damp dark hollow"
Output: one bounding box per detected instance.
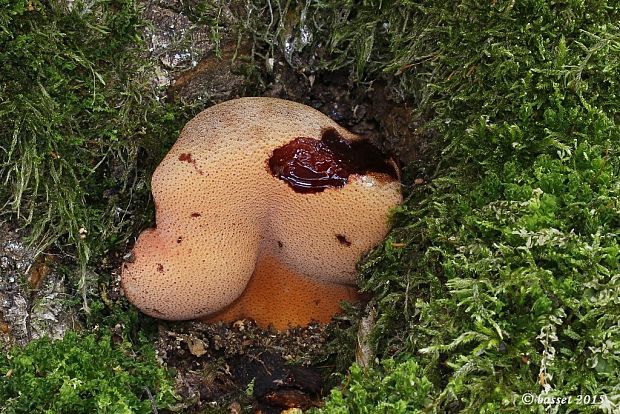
[268,128,398,194]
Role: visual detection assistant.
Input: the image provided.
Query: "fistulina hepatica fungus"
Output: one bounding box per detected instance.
[121,97,402,330]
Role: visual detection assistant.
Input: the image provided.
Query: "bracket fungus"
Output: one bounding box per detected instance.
[121,97,402,329]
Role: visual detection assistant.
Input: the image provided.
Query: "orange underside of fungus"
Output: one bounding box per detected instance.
[203,256,361,328]
[121,97,402,330]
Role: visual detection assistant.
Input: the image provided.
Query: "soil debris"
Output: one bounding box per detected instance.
[155,319,343,413]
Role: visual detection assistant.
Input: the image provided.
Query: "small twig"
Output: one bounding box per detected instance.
[144,386,158,414]
[404,269,411,319]
[247,353,272,376]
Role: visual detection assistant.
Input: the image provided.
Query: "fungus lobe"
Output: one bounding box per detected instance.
[121,97,402,330]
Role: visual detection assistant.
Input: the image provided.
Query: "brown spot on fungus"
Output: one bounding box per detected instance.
[178,152,205,175]
[120,97,402,330]
[156,263,164,272]
[190,212,201,218]
[336,234,352,247]
[178,153,194,163]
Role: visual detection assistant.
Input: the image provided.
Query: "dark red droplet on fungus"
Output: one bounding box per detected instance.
[190,213,201,218]
[268,127,397,193]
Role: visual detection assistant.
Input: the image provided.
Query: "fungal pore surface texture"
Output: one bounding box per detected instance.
[121,97,402,329]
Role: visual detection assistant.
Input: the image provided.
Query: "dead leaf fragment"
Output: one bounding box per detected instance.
[187,337,208,357]
[228,401,242,414]
[281,409,303,414]
[27,255,55,289]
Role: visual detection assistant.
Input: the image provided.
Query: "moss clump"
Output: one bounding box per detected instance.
[314,359,433,413]
[0,329,176,413]
[297,0,619,412]
[0,0,193,298]
[0,4,190,410]
[216,0,618,412]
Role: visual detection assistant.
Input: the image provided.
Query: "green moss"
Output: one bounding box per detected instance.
[303,0,620,412]
[313,359,433,414]
[0,329,176,413]
[219,0,618,412]
[2,0,619,412]
[0,0,194,299]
